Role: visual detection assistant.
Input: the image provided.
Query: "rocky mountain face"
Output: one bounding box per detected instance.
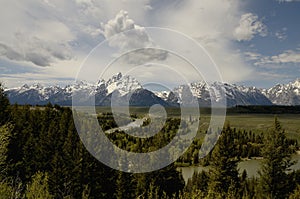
[158,82,272,107]
[4,74,300,107]
[5,73,173,107]
[262,79,300,105]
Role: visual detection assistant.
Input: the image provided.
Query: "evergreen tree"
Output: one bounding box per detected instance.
[258,118,296,199]
[0,181,13,199]
[134,173,148,197]
[146,181,160,199]
[289,185,300,199]
[0,124,13,179]
[61,114,85,198]
[208,125,240,197]
[185,171,209,194]
[0,177,23,199]
[82,184,91,199]
[115,171,133,199]
[25,172,53,199]
[0,82,10,126]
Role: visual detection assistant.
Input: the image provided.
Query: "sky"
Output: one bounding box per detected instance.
[0,0,300,89]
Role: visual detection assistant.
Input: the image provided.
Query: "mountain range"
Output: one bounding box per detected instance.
[4,73,300,107]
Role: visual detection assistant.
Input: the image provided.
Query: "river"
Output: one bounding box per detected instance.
[179,153,300,184]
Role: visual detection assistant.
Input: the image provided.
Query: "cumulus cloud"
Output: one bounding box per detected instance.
[153,0,253,83]
[0,0,159,86]
[244,52,262,61]
[245,49,300,66]
[275,28,288,41]
[101,10,149,48]
[234,13,268,41]
[257,71,290,80]
[0,0,270,86]
[277,0,300,2]
[256,50,300,65]
[101,10,167,64]
[0,44,23,62]
[0,32,73,66]
[0,2,75,67]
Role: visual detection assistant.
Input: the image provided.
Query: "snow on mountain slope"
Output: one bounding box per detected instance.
[158,81,272,107]
[4,74,300,106]
[5,73,144,106]
[106,73,142,96]
[154,91,170,100]
[262,79,300,105]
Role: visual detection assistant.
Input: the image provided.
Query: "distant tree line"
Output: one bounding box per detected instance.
[228,105,300,114]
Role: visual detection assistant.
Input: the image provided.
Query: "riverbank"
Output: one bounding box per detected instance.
[178,153,300,184]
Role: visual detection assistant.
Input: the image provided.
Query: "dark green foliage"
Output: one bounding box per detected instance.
[177,121,299,198]
[1,100,300,198]
[0,82,10,126]
[230,105,300,114]
[115,171,129,199]
[289,185,300,199]
[106,117,181,153]
[0,104,185,198]
[185,171,209,194]
[0,124,13,179]
[208,124,240,197]
[258,118,296,198]
[25,171,53,199]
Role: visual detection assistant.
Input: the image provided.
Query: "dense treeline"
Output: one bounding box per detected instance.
[178,126,297,166]
[0,104,185,198]
[181,119,300,199]
[99,113,299,167]
[0,84,185,198]
[2,83,300,198]
[228,105,300,114]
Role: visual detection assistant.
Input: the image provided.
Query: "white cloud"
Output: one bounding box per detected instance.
[0,0,158,86]
[244,52,262,61]
[200,39,253,83]
[100,10,168,64]
[101,10,149,49]
[154,0,253,83]
[0,1,76,67]
[0,0,260,86]
[0,58,80,88]
[277,0,300,2]
[245,49,300,66]
[0,31,73,66]
[275,28,287,41]
[233,13,268,41]
[257,50,300,65]
[257,71,290,80]
[157,0,241,40]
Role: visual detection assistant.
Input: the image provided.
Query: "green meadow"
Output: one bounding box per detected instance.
[92,106,300,141]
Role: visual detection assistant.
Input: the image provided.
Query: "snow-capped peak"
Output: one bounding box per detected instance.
[4,75,300,106]
[291,78,300,88]
[106,72,123,85]
[262,79,300,105]
[165,81,272,106]
[106,73,142,96]
[21,84,30,89]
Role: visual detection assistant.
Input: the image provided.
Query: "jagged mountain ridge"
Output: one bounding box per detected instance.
[156,79,300,106]
[5,73,172,107]
[262,79,300,105]
[4,74,300,106]
[162,82,272,107]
